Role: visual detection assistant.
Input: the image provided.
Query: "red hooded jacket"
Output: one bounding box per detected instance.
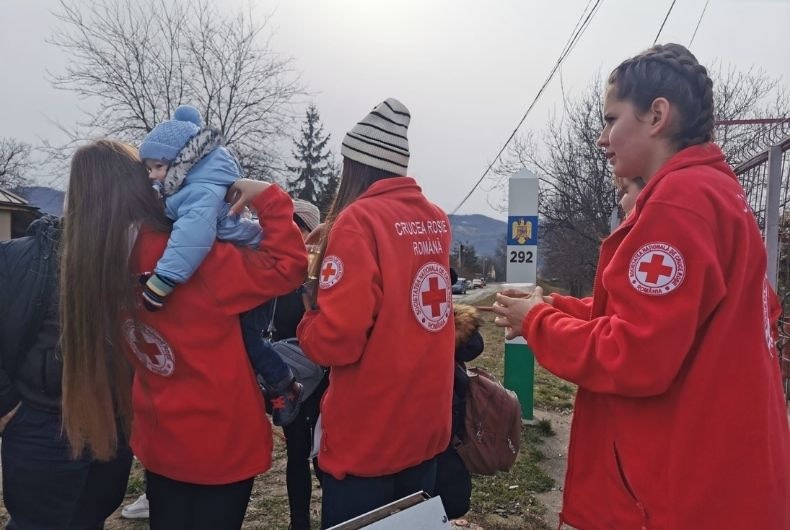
[127,185,307,485]
[298,177,455,480]
[526,144,790,529]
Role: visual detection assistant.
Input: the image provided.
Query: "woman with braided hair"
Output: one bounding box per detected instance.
[493,43,790,529]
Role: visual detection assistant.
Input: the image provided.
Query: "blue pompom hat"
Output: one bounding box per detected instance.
[139,105,203,162]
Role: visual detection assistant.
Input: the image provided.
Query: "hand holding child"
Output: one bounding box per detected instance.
[226,179,272,216]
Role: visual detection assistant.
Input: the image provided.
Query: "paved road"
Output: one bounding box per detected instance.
[452,282,501,306]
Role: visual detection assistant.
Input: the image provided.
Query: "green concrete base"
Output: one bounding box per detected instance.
[504,342,535,421]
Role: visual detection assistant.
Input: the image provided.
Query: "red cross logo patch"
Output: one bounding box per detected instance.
[122,319,175,376]
[318,255,344,289]
[410,262,452,331]
[628,242,685,296]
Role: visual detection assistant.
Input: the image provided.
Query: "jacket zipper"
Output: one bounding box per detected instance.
[559,231,619,528]
[562,212,637,528]
[613,442,649,528]
[557,402,583,529]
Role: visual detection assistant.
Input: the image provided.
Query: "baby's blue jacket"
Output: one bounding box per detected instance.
[156,146,262,284]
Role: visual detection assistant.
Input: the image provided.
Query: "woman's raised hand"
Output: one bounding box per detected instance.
[305,223,327,246]
[491,286,546,340]
[226,179,272,216]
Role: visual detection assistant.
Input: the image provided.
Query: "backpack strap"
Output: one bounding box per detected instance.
[265,297,278,337]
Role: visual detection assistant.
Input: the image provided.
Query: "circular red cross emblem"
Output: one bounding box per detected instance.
[122,319,175,376]
[410,262,452,332]
[628,242,685,296]
[319,255,344,289]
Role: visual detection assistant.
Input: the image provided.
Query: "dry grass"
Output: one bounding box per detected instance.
[461,295,575,529]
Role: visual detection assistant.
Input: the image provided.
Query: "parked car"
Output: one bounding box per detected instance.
[471,278,484,289]
[453,278,467,295]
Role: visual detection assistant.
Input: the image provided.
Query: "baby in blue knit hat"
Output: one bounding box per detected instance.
[139,105,303,426]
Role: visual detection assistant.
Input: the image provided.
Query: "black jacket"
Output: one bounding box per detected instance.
[0,215,62,415]
[268,288,306,341]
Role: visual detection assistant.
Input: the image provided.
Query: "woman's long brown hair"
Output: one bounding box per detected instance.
[310,158,397,297]
[60,140,170,460]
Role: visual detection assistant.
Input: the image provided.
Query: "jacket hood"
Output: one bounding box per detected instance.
[454,303,481,349]
[160,128,224,197]
[357,176,421,200]
[643,143,733,192]
[657,142,732,178]
[25,214,61,239]
[620,142,734,231]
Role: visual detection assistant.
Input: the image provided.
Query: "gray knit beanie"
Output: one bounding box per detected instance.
[341,98,410,175]
[293,199,320,233]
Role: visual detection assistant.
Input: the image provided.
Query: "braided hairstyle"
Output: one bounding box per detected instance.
[608,43,714,149]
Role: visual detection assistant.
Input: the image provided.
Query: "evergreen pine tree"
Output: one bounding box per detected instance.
[317,156,340,217]
[287,105,337,217]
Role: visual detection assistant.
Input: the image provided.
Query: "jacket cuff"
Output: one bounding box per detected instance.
[147,273,178,297]
[523,303,559,340]
[550,293,573,314]
[250,184,288,216]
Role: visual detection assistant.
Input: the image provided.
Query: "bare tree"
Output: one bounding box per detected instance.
[713,65,790,165]
[0,138,33,190]
[495,67,789,294]
[47,0,304,181]
[494,78,611,295]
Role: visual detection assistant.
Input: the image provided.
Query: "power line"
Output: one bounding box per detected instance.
[716,118,790,126]
[653,0,679,45]
[449,0,605,215]
[688,0,710,48]
[564,0,596,52]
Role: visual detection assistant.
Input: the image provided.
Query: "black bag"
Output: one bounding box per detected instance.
[268,337,325,402]
[265,297,325,402]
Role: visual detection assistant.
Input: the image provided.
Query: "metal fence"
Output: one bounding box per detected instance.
[735,137,790,293]
[734,135,790,400]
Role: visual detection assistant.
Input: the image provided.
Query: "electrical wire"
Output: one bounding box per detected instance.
[654,0,679,44]
[688,0,710,48]
[449,0,605,215]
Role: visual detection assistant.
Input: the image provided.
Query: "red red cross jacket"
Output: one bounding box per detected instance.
[126,185,307,485]
[297,177,455,480]
[527,144,790,529]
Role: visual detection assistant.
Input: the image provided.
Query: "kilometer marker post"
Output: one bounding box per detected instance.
[503,169,538,422]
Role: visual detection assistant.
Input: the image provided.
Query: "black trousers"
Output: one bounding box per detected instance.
[1,403,132,530]
[283,374,328,530]
[320,457,437,529]
[145,471,254,530]
[434,446,472,519]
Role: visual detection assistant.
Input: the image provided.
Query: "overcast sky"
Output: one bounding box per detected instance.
[2,0,789,217]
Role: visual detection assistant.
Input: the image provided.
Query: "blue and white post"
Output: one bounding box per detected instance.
[504,168,538,422]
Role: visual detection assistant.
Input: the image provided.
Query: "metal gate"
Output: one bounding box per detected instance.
[735,135,790,400]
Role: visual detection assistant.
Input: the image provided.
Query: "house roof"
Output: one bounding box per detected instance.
[0,187,38,211]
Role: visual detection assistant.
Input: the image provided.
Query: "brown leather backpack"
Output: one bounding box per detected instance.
[454,367,522,475]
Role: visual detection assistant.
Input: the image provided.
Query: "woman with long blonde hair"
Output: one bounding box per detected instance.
[60,140,307,529]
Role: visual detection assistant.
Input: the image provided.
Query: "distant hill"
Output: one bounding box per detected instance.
[448,214,507,256]
[16,186,65,217]
[13,187,509,258]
